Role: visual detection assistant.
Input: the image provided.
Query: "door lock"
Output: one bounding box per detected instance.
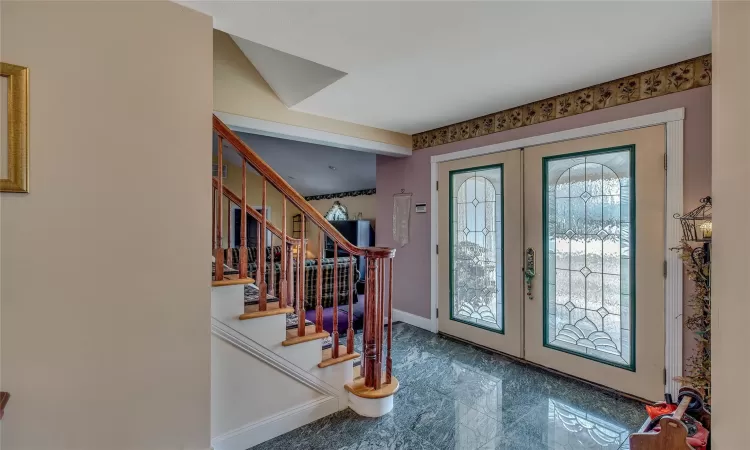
[524,248,536,300]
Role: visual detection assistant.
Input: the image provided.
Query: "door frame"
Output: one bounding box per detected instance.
[430,108,685,398]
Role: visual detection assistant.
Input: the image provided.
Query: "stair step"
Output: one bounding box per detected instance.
[319,346,360,368]
[345,373,400,399]
[282,331,330,347]
[240,303,294,320]
[212,275,255,287]
[287,324,316,340]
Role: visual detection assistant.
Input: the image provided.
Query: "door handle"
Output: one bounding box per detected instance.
[524,248,536,300]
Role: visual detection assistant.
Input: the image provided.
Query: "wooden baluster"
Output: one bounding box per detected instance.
[226,223,233,267]
[239,161,248,279]
[225,198,232,267]
[255,225,261,284]
[297,218,306,337]
[258,179,268,310]
[332,242,339,358]
[214,136,224,281]
[286,242,294,309]
[268,233,275,297]
[315,230,324,333]
[279,198,287,308]
[364,256,377,387]
[386,258,394,384]
[226,198,231,251]
[347,254,355,355]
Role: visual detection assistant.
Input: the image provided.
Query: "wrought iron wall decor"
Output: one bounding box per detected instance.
[675,196,712,279]
[672,196,712,402]
[675,196,712,243]
[412,54,712,151]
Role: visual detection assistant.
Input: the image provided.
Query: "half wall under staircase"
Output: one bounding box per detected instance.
[210,115,397,450]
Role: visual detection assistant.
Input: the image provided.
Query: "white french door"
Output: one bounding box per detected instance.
[438,126,667,401]
[437,150,523,357]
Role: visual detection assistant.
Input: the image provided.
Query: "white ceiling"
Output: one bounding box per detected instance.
[216,132,376,197]
[188,1,711,135]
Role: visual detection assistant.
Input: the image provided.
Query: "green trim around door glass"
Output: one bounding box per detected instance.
[541,145,636,372]
[448,163,505,335]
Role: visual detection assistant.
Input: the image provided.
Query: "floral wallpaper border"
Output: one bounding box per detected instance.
[412,54,712,150]
[304,188,376,201]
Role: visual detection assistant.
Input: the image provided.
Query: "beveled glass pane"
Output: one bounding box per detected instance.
[568,163,587,197]
[545,148,633,368]
[451,166,504,332]
[555,237,570,270]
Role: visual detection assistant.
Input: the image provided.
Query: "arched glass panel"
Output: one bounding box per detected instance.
[450,165,504,332]
[544,147,634,369]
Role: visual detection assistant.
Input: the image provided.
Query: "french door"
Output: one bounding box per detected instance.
[437,150,524,357]
[438,126,666,400]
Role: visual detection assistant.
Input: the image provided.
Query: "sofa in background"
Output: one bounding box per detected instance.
[224,247,360,335]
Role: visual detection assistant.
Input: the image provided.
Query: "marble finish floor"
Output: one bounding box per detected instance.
[252,322,646,450]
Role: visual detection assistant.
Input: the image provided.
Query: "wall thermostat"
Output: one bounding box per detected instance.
[415,203,427,213]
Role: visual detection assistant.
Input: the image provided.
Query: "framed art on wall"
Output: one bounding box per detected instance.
[1,62,29,193]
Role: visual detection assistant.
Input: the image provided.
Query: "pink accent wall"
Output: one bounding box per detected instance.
[376,86,711,362]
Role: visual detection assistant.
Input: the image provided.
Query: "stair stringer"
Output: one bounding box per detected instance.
[211,319,341,399]
[211,285,354,395]
[210,285,355,449]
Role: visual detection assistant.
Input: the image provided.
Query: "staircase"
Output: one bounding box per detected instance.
[210,115,397,450]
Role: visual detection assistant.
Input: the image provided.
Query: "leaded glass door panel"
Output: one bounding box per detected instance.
[523,126,666,401]
[438,151,523,357]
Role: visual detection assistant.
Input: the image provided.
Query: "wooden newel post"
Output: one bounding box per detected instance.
[386,259,394,384]
[364,256,378,388]
[375,258,384,390]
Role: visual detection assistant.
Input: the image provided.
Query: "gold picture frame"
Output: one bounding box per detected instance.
[1,62,29,193]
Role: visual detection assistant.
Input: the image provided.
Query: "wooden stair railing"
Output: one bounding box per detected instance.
[212,115,396,390]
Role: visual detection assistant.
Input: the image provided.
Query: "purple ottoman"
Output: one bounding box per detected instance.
[304,295,365,336]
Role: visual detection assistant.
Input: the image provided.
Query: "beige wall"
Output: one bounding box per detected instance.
[0,2,212,449]
[213,30,411,148]
[711,1,750,448]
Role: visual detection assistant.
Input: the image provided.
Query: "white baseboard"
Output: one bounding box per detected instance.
[391,309,434,332]
[211,396,338,450]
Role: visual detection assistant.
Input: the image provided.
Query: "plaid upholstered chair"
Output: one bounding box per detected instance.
[224,247,359,310]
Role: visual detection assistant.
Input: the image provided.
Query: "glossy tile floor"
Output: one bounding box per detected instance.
[252,323,646,450]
